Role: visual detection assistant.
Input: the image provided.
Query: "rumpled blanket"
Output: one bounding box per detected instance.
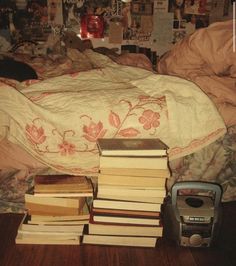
[0,50,226,175]
[157,20,236,127]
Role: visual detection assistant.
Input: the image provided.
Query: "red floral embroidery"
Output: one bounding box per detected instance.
[58,141,76,156]
[25,124,46,144]
[83,121,107,142]
[118,128,140,137]
[109,111,121,128]
[139,110,160,130]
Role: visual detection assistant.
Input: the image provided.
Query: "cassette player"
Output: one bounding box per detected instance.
[162,181,222,247]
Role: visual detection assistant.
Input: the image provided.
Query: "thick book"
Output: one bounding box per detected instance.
[88,222,163,237]
[25,189,86,209]
[34,175,93,193]
[97,185,166,198]
[97,138,168,157]
[100,167,171,178]
[93,198,161,212]
[99,156,168,170]
[82,234,158,247]
[98,174,167,188]
[29,203,90,224]
[26,202,83,216]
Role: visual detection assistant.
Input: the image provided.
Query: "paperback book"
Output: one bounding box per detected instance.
[34,175,93,193]
[82,234,158,247]
[88,222,163,237]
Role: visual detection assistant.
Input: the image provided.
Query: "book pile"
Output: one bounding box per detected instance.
[83,138,170,248]
[15,175,94,245]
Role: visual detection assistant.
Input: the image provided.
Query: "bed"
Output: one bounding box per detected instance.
[0,20,235,213]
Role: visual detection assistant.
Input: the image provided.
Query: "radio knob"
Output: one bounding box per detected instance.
[189,234,202,246]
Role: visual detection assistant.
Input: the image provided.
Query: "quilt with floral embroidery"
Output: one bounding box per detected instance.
[0,50,226,176]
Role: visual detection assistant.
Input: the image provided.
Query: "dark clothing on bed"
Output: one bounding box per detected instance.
[0,59,38,81]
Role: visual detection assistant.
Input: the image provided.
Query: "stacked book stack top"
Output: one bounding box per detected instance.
[16,175,94,245]
[83,138,170,248]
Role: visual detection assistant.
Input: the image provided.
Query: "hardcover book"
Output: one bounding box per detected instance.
[97,138,168,157]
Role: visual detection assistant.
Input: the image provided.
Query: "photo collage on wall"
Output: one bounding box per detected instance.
[168,0,233,44]
[0,0,156,44]
[169,0,212,44]
[0,0,234,55]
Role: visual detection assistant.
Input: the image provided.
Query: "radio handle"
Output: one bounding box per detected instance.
[171,181,222,209]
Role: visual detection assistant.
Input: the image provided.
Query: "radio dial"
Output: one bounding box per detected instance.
[189,234,202,246]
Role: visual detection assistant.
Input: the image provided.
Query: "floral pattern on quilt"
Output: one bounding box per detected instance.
[21,94,167,175]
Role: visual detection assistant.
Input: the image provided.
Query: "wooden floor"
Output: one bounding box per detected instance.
[0,201,236,266]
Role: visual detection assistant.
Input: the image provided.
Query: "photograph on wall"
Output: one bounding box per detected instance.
[122,1,153,41]
[9,0,51,42]
[184,0,212,15]
[168,0,185,20]
[172,28,186,43]
[48,0,63,26]
[62,0,85,33]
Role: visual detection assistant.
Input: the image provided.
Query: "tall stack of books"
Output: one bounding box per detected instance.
[83,138,170,248]
[15,175,94,245]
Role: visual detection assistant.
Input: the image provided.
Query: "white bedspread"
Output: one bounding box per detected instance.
[0,50,226,175]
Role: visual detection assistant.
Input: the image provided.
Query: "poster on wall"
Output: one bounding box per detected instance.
[184,0,212,15]
[62,0,86,33]
[167,0,211,44]
[48,0,63,26]
[122,1,154,42]
[16,0,50,41]
[154,0,169,13]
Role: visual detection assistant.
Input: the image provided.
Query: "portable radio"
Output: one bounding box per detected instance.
[162,181,222,247]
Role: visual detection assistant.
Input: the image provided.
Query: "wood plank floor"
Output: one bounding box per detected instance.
[0,201,235,266]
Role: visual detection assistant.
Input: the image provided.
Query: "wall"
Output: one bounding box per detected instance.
[0,0,234,60]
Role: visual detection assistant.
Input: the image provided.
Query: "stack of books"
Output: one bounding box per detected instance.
[15,175,94,245]
[83,138,170,248]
